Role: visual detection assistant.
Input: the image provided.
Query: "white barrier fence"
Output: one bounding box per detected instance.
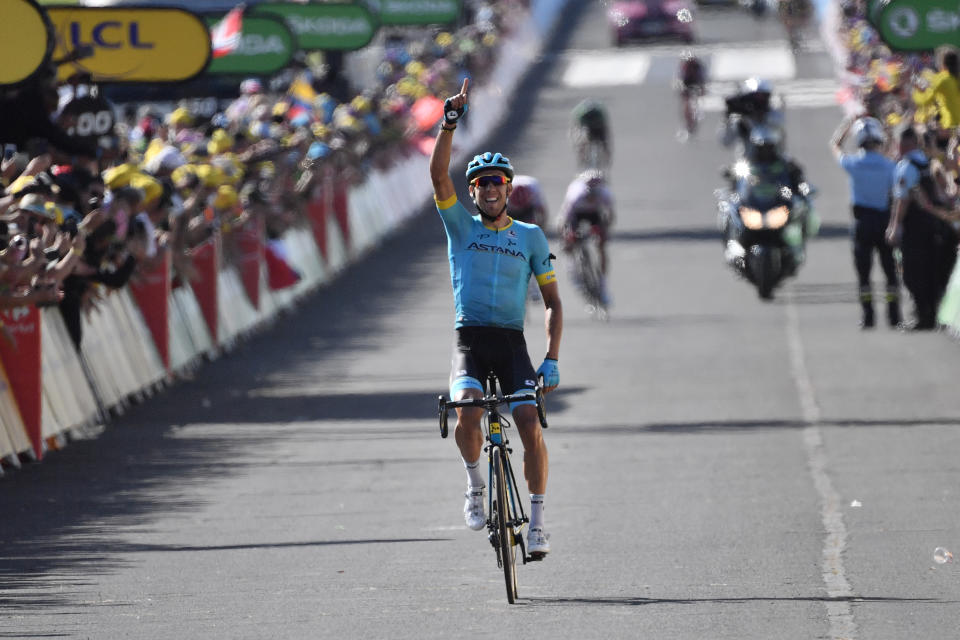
[0,0,569,466]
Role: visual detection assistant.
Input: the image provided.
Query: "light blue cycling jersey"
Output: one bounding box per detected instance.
[436,194,557,331]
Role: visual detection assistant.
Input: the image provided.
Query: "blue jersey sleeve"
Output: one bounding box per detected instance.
[839,153,855,173]
[435,194,473,242]
[528,226,557,287]
[893,160,918,200]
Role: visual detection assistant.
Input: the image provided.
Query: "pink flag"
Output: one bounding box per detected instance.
[211,6,244,59]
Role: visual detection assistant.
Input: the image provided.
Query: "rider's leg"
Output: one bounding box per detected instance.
[454,390,484,473]
[513,404,548,495]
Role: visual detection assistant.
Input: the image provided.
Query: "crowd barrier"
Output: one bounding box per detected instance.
[0,0,570,467]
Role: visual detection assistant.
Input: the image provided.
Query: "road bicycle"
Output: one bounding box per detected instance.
[438,372,548,604]
[569,220,608,318]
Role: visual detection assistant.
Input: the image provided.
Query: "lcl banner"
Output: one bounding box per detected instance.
[47,6,211,82]
[0,0,55,86]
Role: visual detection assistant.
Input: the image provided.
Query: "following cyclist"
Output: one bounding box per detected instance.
[507,174,549,228]
[570,98,611,169]
[677,52,707,135]
[558,169,616,306]
[429,79,563,558]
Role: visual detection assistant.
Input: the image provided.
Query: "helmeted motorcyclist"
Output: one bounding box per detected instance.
[736,125,813,266]
[720,77,786,153]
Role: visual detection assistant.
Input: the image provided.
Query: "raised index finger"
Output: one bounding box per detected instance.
[459,77,470,98]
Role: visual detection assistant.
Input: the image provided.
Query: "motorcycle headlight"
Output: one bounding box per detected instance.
[740,206,764,230]
[765,205,790,229]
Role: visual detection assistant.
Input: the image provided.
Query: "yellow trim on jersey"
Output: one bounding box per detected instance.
[435,194,458,209]
[483,217,514,231]
[536,270,557,286]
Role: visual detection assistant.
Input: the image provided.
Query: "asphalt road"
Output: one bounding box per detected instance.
[3,4,960,639]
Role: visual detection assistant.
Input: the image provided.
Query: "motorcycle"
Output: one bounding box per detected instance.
[717,159,815,300]
[740,0,769,19]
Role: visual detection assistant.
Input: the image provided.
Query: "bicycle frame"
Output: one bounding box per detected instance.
[438,373,548,567]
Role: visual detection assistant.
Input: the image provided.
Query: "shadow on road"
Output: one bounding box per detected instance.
[559,417,960,436]
[525,594,952,606]
[609,223,849,244]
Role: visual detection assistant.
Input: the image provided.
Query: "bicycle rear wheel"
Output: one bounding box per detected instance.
[492,447,518,603]
[576,239,604,308]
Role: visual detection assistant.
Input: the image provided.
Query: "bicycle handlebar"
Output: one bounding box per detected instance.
[443,392,536,409]
[438,386,548,438]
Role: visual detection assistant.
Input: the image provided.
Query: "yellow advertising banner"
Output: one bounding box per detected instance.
[47,7,211,83]
[0,0,54,86]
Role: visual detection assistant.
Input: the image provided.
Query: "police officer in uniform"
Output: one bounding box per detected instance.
[831,115,900,328]
[886,125,955,330]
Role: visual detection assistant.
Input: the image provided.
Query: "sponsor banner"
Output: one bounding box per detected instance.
[189,237,220,345]
[308,197,328,260]
[234,219,264,310]
[205,14,296,75]
[875,0,960,50]
[254,2,377,51]
[129,252,171,371]
[0,306,43,459]
[48,7,211,82]
[0,0,55,86]
[332,179,351,249]
[364,0,461,25]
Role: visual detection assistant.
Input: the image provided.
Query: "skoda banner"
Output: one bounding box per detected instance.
[47,7,211,83]
[0,0,54,86]
[875,0,960,50]
[254,3,377,51]
[205,14,296,75]
[365,0,462,26]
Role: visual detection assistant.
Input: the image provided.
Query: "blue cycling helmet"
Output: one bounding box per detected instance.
[465,151,514,181]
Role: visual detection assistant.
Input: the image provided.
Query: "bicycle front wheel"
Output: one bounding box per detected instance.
[492,447,518,603]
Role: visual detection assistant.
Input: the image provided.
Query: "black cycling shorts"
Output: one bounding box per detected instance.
[449,327,538,405]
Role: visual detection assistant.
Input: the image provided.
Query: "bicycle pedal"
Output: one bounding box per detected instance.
[526,552,546,562]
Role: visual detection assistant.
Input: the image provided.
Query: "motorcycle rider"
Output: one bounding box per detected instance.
[738,125,811,267]
[721,78,786,154]
[558,169,616,305]
[830,114,900,328]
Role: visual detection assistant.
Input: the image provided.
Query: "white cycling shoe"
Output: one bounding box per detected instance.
[527,527,550,557]
[464,487,486,531]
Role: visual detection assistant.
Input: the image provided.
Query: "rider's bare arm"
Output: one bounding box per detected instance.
[430,79,469,204]
[540,281,562,377]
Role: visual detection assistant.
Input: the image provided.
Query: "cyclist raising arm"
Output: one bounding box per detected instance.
[429,78,563,558]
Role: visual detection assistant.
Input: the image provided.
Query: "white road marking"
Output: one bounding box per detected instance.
[784,290,858,640]
[710,46,796,81]
[561,51,652,87]
[700,78,842,111]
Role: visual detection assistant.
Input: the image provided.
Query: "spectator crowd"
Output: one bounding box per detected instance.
[0,1,528,350]
[833,0,960,329]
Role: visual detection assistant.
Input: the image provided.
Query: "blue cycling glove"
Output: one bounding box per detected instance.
[537,358,559,388]
[443,97,467,125]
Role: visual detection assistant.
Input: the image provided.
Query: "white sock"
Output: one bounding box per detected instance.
[464,456,485,489]
[530,494,545,529]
